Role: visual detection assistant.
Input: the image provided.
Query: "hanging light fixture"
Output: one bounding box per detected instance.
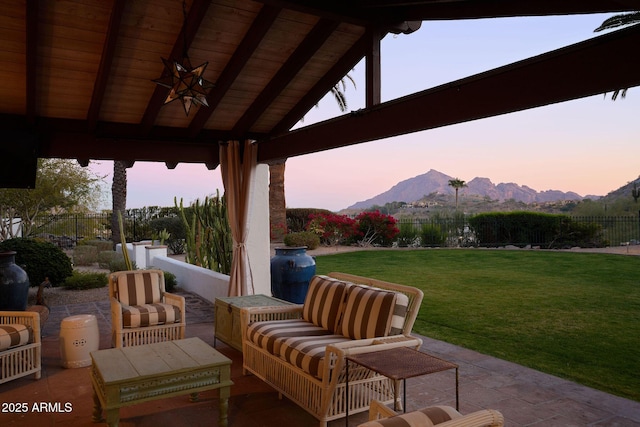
[152,0,214,116]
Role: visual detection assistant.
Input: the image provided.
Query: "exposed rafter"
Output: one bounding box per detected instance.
[257,23,640,162]
[25,1,38,124]
[188,5,282,137]
[231,18,340,137]
[87,0,126,131]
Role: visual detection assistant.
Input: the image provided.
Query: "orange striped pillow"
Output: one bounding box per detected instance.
[115,271,162,305]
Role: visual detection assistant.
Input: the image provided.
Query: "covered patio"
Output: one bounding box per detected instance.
[2,1,640,425]
[1,292,639,426]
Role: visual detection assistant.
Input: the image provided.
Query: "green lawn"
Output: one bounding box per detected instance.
[314,249,640,402]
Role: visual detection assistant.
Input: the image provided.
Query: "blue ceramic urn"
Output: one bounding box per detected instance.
[270,247,316,304]
[0,251,30,311]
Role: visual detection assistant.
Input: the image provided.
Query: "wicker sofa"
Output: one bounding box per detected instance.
[241,272,424,427]
[0,311,41,384]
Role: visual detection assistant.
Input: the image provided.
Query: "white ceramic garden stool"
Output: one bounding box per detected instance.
[59,314,99,368]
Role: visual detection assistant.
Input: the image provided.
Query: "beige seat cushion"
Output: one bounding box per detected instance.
[122,303,181,328]
[0,324,30,351]
[247,319,333,355]
[278,333,351,380]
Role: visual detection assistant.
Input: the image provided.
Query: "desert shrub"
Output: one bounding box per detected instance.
[97,250,120,269]
[63,271,108,290]
[283,231,320,250]
[73,245,98,266]
[396,221,419,247]
[78,239,113,252]
[149,216,185,254]
[420,224,446,247]
[307,212,358,246]
[0,238,73,287]
[287,208,333,233]
[108,257,137,272]
[163,271,177,292]
[354,211,399,247]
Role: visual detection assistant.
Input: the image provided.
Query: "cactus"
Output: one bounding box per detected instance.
[176,191,232,275]
[633,182,640,203]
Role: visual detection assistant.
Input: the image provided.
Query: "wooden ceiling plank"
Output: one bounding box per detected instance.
[258,24,640,162]
[87,0,126,130]
[188,4,281,137]
[269,30,373,135]
[25,0,38,122]
[231,18,339,137]
[139,0,212,132]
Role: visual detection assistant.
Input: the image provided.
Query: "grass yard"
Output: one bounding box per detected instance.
[314,249,640,402]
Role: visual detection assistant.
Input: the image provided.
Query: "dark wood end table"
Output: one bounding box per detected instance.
[345,346,458,424]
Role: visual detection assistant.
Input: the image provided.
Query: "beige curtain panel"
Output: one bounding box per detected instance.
[220,140,257,297]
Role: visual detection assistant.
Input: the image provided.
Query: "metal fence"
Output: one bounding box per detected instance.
[26,211,159,248]
[395,215,640,248]
[17,212,640,249]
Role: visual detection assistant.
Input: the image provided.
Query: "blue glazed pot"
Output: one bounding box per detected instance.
[270,247,316,304]
[0,251,30,311]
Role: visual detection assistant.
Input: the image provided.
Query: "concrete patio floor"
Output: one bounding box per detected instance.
[1,290,639,427]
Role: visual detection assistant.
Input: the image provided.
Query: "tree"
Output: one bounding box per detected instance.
[111,160,128,247]
[594,12,640,100]
[268,76,356,240]
[0,159,103,240]
[448,178,467,210]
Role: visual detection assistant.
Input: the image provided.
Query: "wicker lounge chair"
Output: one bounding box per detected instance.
[109,269,185,348]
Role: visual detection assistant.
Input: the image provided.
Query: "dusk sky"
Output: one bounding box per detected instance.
[90,13,639,212]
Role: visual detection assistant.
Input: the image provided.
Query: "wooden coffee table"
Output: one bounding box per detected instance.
[90,337,233,427]
[345,346,458,423]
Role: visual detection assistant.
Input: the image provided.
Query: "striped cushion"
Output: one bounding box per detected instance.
[340,285,397,340]
[302,275,349,333]
[0,324,30,350]
[122,303,181,328]
[389,292,409,335]
[247,319,333,356]
[359,405,462,427]
[278,334,351,379]
[115,271,162,306]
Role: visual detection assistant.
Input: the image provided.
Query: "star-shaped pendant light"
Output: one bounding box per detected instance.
[153,55,215,116]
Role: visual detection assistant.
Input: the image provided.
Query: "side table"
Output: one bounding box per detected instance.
[345,346,458,424]
[214,294,293,352]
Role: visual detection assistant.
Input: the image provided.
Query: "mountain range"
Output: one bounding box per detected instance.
[347,169,600,210]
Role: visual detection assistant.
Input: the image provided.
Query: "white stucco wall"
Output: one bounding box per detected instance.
[247,163,271,296]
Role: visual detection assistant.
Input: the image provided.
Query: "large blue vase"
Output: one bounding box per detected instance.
[0,251,30,311]
[270,247,316,304]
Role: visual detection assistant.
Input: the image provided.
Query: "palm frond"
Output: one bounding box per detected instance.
[594,12,640,32]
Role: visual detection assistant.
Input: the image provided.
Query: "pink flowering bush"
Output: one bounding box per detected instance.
[355,211,399,247]
[306,213,359,246]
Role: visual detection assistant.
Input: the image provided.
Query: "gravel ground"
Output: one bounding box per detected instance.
[29,244,640,308]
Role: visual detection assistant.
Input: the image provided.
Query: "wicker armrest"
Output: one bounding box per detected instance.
[164,292,186,312]
[0,311,41,344]
[368,400,398,420]
[333,335,423,356]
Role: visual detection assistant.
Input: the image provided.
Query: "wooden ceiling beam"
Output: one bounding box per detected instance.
[231,18,340,137]
[258,24,640,162]
[25,0,39,123]
[188,5,281,137]
[87,0,127,131]
[139,0,212,133]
